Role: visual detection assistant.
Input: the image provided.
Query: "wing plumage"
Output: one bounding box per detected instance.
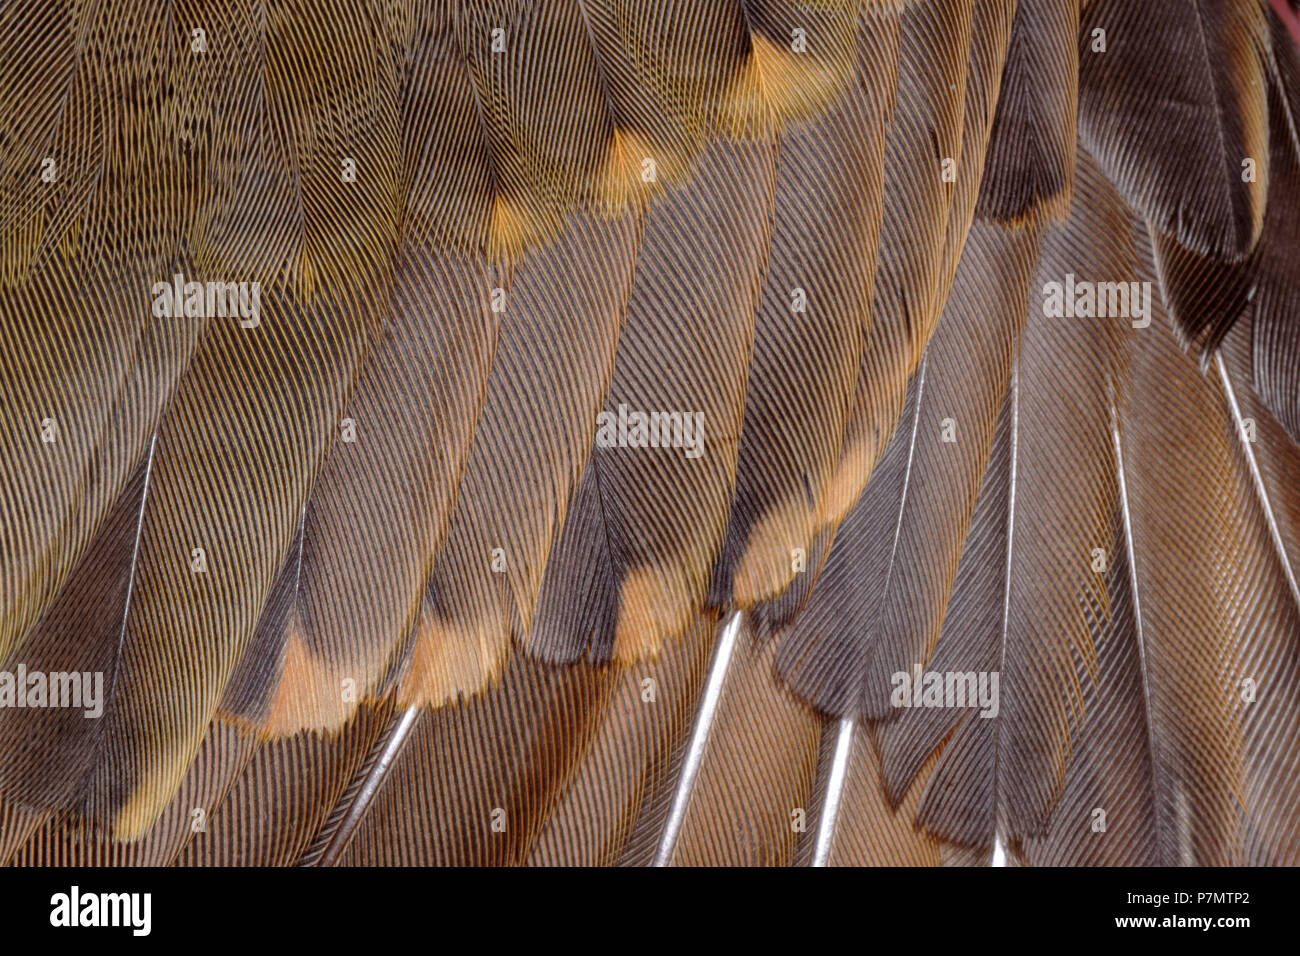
[1,0,1298,865]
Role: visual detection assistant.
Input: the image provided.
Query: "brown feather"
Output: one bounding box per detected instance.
[525,618,714,866]
[6,720,254,865]
[975,0,1078,225]
[339,657,616,865]
[526,140,773,666]
[1253,13,1300,442]
[652,617,822,866]
[1078,0,1270,258]
[710,4,895,612]
[177,703,394,865]
[402,208,633,705]
[772,219,1039,717]
[822,0,973,533]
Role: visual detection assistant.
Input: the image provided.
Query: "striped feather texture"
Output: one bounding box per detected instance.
[0,0,1298,866]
